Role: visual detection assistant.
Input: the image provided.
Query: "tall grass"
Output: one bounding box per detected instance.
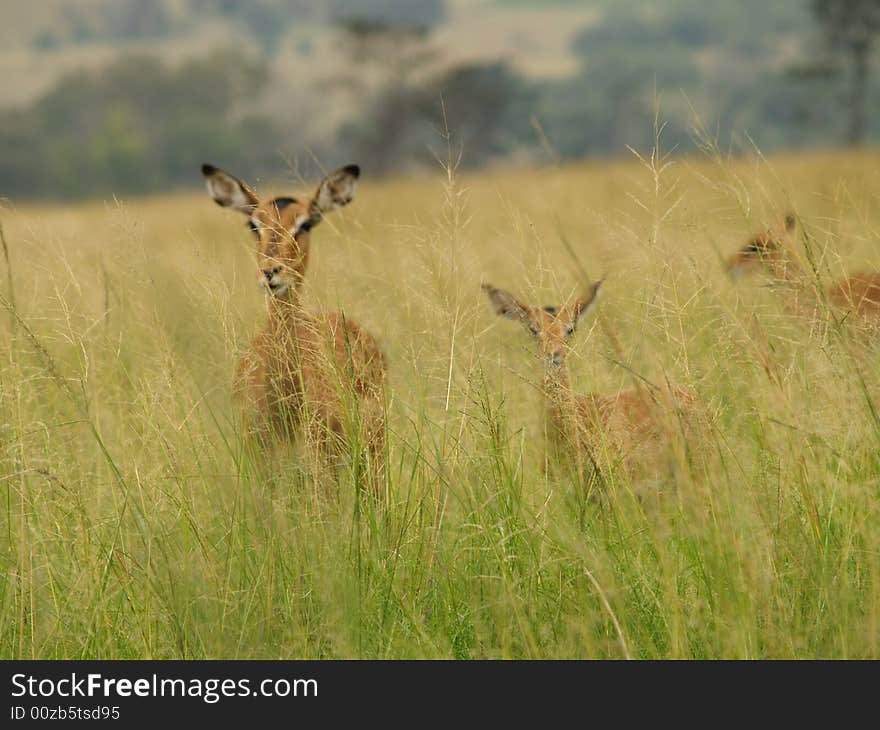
[1,150,879,658]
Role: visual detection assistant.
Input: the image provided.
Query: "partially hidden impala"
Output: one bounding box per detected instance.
[483,280,697,490]
[202,163,386,489]
[726,213,880,322]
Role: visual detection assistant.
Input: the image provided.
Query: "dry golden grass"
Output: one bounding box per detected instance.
[1,149,879,658]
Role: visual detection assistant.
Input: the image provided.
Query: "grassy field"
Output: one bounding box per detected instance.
[1,148,880,659]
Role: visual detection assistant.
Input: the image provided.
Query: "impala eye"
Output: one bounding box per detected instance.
[529,324,540,336]
[564,325,575,336]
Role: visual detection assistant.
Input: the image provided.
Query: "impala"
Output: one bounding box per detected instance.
[726,214,880,320]
[483,280,696,489]
[202,163,386,490]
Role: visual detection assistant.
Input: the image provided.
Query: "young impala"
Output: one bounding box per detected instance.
[483,280,695,489]
[726,214,880,321]
[202,163,386,489]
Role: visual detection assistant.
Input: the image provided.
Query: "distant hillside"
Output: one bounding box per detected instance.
[0,0,808,108]
[1,0,871,200]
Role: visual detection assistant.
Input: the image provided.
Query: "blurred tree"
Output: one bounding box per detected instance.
[329,0,446,29]
[340,61,533,173]
[561,2,828,158]
[49,0,177,44]
[330,17,531,173]
[332,18,437,84]
[813,0,880,144]
[554,20,700,158]
[427,63,536,166]
[188,0,324,52]
[0,50,277,199]
[328,20,438,172]
[104,0,171,40]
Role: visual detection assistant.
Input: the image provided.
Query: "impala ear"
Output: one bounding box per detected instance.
[482,283,531,325]
[571,279,603,323]
[313,164,360,213]
[201,164,259,214]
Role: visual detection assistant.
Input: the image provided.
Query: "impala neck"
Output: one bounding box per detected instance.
[542,363,574,413]
[264,286,307,333]
[766,256,804,286]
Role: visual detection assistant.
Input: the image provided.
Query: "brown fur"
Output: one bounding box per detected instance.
[726,214,880,321]
[826,272,880,314]
[203,164,386,487]
[483,281,697,486]
[551,384,697,447]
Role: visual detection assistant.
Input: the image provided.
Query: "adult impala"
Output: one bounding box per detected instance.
[202,163,386,490]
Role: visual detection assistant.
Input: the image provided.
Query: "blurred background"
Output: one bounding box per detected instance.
[0,0,876,200]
